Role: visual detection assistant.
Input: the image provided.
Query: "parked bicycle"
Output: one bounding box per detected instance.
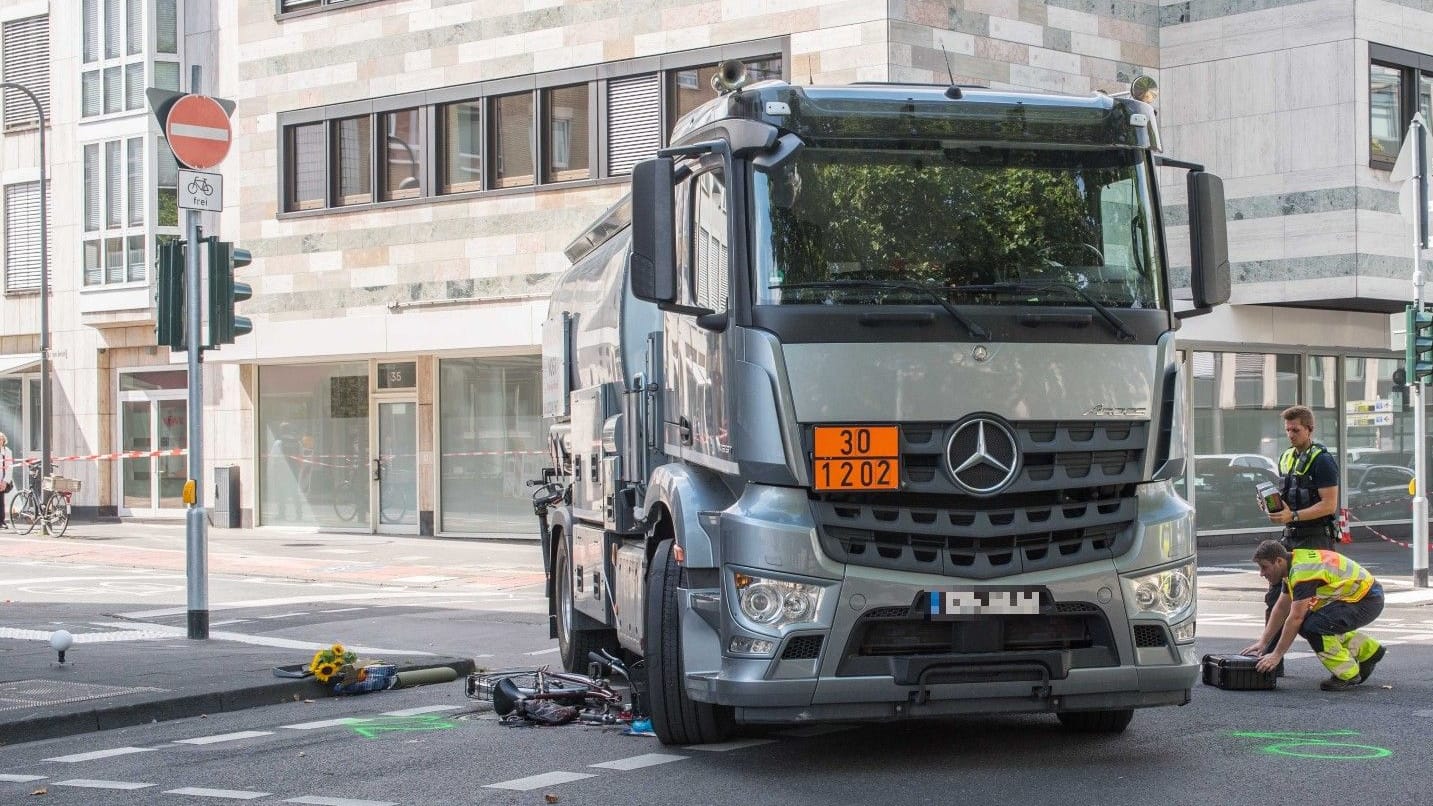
[8,464,80,537]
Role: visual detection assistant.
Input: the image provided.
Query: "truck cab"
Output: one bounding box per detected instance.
[539,71,1229,744]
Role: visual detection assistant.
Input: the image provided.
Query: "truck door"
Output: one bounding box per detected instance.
[665,167,734,467]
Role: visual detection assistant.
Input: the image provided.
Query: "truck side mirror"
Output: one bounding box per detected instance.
[629,157,677,305]
[1187,171,1230,310]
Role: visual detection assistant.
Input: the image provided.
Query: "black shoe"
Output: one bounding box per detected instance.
[1357,646,1386,684]
[1320,675,1360,691]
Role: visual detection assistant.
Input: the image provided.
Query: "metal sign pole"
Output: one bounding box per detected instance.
[185,66,209,637]
[1414,118,1430,589]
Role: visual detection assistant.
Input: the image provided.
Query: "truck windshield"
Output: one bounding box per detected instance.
[752,144,1164,310]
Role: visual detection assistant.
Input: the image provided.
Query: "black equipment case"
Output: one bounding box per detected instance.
[1201,653,1277,690]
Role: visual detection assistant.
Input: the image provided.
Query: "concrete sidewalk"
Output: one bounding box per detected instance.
[0,630,475,747]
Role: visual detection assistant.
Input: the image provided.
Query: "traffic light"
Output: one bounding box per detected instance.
[156,239,186,350]
[207,239,253,347]
[1407,304,1433,385]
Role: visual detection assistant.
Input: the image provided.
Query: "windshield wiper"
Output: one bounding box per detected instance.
[987,280,1136,342]
[773,279,990,339]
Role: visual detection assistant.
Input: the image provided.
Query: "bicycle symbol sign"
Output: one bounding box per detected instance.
[178,169,223,212]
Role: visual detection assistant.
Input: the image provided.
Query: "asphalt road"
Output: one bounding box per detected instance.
[1,628,1430,806]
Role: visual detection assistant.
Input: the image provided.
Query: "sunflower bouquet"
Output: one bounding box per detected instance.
[309,643,357,684]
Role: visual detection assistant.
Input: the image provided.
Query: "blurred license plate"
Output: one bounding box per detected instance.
[928,589,1041,619]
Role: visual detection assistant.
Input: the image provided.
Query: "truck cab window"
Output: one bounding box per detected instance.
[688,169,728,311]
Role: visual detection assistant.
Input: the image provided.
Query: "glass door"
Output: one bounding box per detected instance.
[375,399,417,533]
[120,395,187,514]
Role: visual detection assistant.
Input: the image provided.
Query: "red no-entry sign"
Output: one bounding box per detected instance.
[165,94,232,170]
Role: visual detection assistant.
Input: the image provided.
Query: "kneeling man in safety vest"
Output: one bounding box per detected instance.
[1242,540,1387,691]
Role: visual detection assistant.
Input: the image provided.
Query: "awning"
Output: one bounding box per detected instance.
[0,353,41,375]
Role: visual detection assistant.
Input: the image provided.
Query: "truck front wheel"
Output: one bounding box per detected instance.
[555,535,618,674]
[1056,709,1134,733]
[645,538,735,745]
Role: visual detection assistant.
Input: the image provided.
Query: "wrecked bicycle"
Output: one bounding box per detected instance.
[466,650,641,726]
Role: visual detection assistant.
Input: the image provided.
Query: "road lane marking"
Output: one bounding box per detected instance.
[484,771,597,791]
[54,779,154,790]
[281,718,359,730]
[285,791,398,797]
[165,787,271,800]
[319,608,367,613]
[389,575,455,584]
[381,705,465,716]
[173,731,274,745]
[683,738,776,752]
[777,724,858,738]
[589,753,688,770]
[524,647,559,656]
[257,612,311,620]
[0,774,47,782]
[45,747,156,763]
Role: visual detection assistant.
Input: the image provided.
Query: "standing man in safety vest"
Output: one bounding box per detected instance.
[1258,406,1340,662]
[1244,540,1386,691]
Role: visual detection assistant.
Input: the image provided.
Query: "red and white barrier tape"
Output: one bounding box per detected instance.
[16,448,186,464]
[1344,508,1433,550]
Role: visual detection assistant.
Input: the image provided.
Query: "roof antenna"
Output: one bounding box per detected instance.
[939,43,962,99]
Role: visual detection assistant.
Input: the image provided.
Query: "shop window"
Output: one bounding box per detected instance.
[438,356,543,532]
[1189,351,1298,533]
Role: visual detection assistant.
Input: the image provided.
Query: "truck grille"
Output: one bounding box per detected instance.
[808,420,1143,579]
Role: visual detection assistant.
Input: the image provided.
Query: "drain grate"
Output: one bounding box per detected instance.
[0,680,167,713]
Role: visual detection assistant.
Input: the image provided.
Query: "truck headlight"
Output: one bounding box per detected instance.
[1122,561,1195,618]
[733,572,823,628]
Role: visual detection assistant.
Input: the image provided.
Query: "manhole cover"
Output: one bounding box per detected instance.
[0,680,166,712]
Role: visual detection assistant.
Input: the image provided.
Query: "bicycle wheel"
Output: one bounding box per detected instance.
[332,481,359,522]
[44,494,70,538]
[9,492,38,535]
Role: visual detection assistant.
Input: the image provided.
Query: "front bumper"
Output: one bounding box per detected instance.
[678,483,1199,722]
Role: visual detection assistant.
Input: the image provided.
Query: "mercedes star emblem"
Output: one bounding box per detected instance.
[946,416,1021,495]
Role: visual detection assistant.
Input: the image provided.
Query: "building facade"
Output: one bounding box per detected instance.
[0,0,1428,541]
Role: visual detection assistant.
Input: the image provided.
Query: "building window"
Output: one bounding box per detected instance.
[544,84,589,182]
[82,0,179,119]
[276,42,784,211]
[382,108,423,201]
[334,116,372,206]
[286,123,326,211]
[278,0,367,12]
[1,15,50,129]
[1369,45,1433,167]
[492,93,534,189]
[3,182,46,293]
[82,137,147,285]
[439,100,482,194]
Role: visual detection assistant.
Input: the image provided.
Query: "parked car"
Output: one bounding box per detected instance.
[1191,457,1281,532]
[1345,464,1414,523]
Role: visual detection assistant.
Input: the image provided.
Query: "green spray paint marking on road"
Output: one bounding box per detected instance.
[348,714,457,739]
[1232,731,1392,760]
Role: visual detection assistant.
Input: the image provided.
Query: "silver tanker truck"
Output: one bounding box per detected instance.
[535,64,1230,745]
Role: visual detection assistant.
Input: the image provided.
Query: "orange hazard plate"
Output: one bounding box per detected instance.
[812,426,900,491]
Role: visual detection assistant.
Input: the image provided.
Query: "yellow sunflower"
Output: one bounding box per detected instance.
[330,643,346,656]
[310,650,326,671]
[314,662,339,683]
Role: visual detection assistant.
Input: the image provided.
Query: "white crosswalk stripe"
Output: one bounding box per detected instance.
[683,738,776,752]
[589,753,688,770]
[54,779,154,790]
[380,705,464,717]
[484,771,597,791]
[0,774,46,782]
[173,731,274,745]
[280,718,358,730]
[165,787,272,800]
[284,797,397,806]
[44,747,155,763]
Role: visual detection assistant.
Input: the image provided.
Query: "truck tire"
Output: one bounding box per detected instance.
[555,535,618,674]
[1056,709,1134,733]
[645,538,735,745]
